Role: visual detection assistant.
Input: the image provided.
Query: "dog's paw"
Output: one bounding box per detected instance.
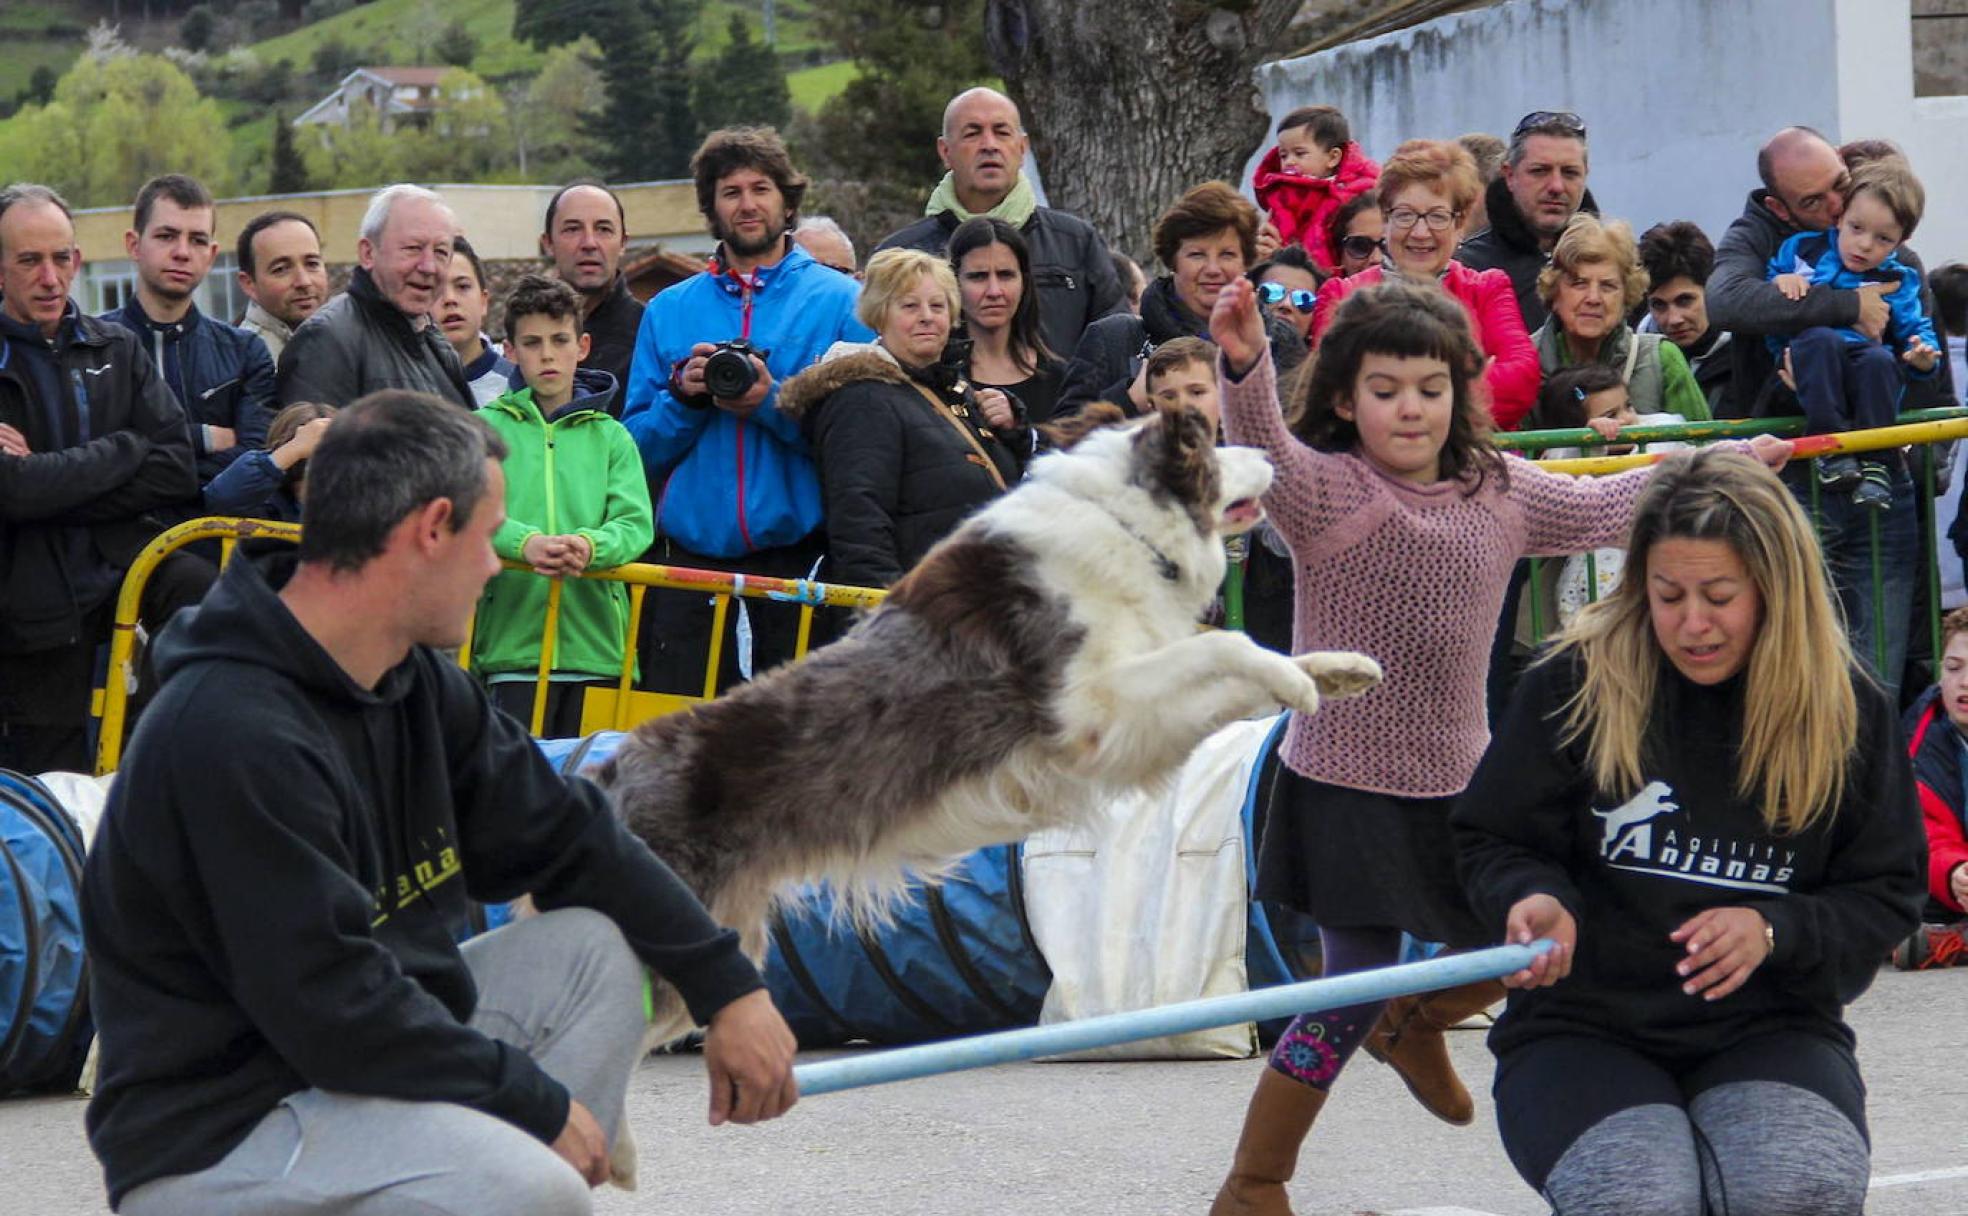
[1297,651,1382,700]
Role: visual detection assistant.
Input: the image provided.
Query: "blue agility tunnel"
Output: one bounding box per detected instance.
[0,770,91,1095]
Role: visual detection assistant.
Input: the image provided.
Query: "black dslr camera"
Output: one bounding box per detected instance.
[703,339,764,400]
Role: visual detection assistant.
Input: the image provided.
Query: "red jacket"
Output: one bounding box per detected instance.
[1906,688,1968,914]
[1309,262,1543,429]
[1253,142,1380,272]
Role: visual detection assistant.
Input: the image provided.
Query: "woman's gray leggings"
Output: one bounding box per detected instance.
[120,907,651,1216]
[1494,1031,1871,1216]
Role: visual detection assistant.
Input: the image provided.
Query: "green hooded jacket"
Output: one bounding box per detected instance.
[473,377,654,681]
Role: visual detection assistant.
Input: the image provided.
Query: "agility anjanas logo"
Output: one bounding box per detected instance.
[1593,780,1795,893]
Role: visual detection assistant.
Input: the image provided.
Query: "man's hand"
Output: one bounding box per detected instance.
[677,343,716,397]
[1950,862,1968,912]
[703,988,798,1127]
[1670,906,1772,1000]
[1904,334,1939,373]
[550,1098,610,1187]
[1501,894,1575,989]
[1208,278,1269,378]
[206,425,237,453]
[0,422,30,457]
[1854,280,1894,342]
[1772,273,1810,302]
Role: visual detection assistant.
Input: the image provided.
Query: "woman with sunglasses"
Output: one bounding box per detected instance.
[1326,194,1384,279]
[1248,246,1326,342]
[1308,138,1542,428]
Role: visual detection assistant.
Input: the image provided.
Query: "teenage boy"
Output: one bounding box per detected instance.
[476,275,652,738]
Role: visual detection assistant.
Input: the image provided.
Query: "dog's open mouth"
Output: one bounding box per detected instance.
[1221,497,1265,533]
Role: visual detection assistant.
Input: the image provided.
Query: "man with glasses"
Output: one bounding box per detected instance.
[1459,110,1596,330]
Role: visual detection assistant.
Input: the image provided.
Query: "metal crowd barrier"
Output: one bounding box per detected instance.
[90,518,888,775]
[1498,408,1968,672]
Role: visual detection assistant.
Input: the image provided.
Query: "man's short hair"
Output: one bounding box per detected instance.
[690,127,807,227]
[133,174,215,238]
[1930,263,1968,336]
[1506,110,1588,168]
[236,210,320,279]
[360,183,446,245]
[543,178,626,236]
[1756,126,1832,193]
[795,215,855,264]
[1846,159,1925,241]
[297,390,508,574]
[1276,105,1349,150]
[1638,221,1716,292]
[503,272,584,337]
[0,182,73,256]
[1152,182,1259,270]
[1457,132,1507,183]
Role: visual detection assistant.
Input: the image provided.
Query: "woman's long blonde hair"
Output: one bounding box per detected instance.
[1546,446,1858,833]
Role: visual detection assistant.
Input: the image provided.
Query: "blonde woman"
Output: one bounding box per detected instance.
[1453,446,1924,1215]
[1532,213,1711,421]
[779,248,1027,589]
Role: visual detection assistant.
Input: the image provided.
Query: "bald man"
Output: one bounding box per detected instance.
[876,86,1122,361]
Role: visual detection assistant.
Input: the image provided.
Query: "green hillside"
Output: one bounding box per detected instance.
[0,3,88,101]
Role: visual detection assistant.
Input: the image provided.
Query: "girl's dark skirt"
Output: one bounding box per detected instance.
[1255,763,1489,949]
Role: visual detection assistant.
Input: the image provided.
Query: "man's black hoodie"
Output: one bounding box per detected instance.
[82,556,761,1207]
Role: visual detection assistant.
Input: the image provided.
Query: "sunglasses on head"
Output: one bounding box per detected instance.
[1339,234,1381,259]
[1513,110,1587,139]
[1257,280,1317,311]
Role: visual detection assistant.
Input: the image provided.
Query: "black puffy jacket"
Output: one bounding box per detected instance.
[782,346,1025,588]
[275,267,473,409]
[1056,276,1305,419]
[101,297,274,484]
[878,206,1124,367]
[1457,176,1601,334]
[0,307,198,652]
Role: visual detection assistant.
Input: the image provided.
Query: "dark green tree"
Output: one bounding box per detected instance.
[434,18,478,68]
[181,5,218,53]
[20,65,59,108]
[269,111,310,194]
[580,0,702,181]
[512,0,634,51]
[691,14,791,135]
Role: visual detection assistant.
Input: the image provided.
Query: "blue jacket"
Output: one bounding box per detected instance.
[1764,229,1937,371]
[620,242,872,557]
[101,297,274,485]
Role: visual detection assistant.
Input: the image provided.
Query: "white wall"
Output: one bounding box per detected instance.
[1249,0,1968,270]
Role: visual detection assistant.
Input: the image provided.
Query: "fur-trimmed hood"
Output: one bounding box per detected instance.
[778,342,911,421]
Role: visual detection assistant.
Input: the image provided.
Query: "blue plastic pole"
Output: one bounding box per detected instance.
[794,940,1551,1098]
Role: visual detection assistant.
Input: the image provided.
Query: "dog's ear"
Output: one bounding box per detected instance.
[1145,401,1221,523]
[1038,400,1127,451]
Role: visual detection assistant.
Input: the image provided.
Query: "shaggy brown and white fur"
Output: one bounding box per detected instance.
[592,400,1382,1055]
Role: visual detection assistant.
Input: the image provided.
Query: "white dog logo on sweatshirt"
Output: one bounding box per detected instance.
[1593,780,1680,861]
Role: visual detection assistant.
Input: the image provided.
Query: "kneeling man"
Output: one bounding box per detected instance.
[82,389,797,1215]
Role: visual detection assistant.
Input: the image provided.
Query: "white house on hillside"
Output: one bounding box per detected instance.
[293,66,453,130]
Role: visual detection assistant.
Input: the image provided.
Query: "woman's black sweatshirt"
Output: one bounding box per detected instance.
[81,557,762,1206]
[1453,651,1924,1064]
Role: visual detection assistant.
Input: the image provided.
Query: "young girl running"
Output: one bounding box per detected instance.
[1205,278,1789,1215]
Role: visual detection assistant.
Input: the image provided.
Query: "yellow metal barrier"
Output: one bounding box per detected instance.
[92,518,888,775]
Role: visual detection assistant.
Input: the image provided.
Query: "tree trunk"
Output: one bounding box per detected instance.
[986,0,1301,264]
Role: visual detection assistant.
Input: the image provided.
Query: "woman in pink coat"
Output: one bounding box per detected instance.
[1310,139,1542,429]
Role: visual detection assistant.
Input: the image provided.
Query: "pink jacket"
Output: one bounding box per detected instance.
[1253,142,1380,272]
[1309,261,1542,430]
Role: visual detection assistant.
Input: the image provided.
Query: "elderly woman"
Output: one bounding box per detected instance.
[1058,181,1302,417]
[950,216,1064,425]
[1310,139,1542,428]
[781,249,1026,590]
[1455,446,1923,1216]
[1533,213,1711,421]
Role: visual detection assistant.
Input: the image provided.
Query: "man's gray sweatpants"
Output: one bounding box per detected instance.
[121,907,650,1216]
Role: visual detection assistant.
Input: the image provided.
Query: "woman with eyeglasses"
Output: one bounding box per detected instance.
[1326,194,1384,279]
[1248,246,1325,342]
[1058,181,1304,418]
[1308,139,1543,428]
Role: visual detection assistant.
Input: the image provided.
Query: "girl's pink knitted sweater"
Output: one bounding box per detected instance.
[1222,352,1654,798]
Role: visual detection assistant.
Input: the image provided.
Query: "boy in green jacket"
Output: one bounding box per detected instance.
[475,274,654,735]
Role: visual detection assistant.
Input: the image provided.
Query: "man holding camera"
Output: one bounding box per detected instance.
[621,127,871,694]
